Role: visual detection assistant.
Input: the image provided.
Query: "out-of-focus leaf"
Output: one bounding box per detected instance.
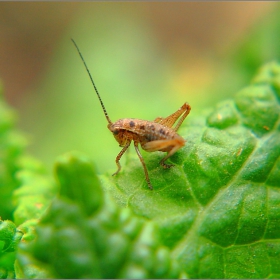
[13,156,57,226]
[0,84,26,220]
[17,152,187,279]
[0,220,23,279]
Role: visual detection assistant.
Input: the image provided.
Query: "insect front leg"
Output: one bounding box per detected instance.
[112,141,131,176]
[134,142,153,190]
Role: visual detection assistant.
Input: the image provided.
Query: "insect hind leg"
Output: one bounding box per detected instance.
[142,138,185,169]
[153,102,191,131]
[160,144,183,169]
[173,103,191,132]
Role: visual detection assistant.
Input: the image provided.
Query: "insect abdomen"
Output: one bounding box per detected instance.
[111,118,181,141]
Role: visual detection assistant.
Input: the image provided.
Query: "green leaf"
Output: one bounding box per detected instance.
[0,84,57,278]
[0,85,27,220]
[17,152,187,279]
[101,62,280,278]
[0,220,23,278]
[13,156,57,226]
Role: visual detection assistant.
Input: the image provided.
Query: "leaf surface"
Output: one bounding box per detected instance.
[102,62,280,278]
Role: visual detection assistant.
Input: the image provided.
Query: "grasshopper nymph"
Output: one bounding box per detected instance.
[72,39,191,190]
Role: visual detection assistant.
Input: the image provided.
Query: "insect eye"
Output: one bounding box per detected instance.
[113,129,119,135]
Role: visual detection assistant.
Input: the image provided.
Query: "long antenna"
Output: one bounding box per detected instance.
[71,38,112,124]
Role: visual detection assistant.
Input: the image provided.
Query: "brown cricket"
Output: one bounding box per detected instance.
[72,39,191,190]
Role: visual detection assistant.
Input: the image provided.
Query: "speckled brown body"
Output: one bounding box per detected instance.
[109,118,185,151]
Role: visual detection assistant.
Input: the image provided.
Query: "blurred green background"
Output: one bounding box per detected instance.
[0,2,279,174]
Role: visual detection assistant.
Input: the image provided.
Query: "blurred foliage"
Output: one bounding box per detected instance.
[0,84,26,220]
[17,153,187,278]
[0,86,56,278]
[11,62,280,278]
[0,4,280,279]
[230,6,280,79]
